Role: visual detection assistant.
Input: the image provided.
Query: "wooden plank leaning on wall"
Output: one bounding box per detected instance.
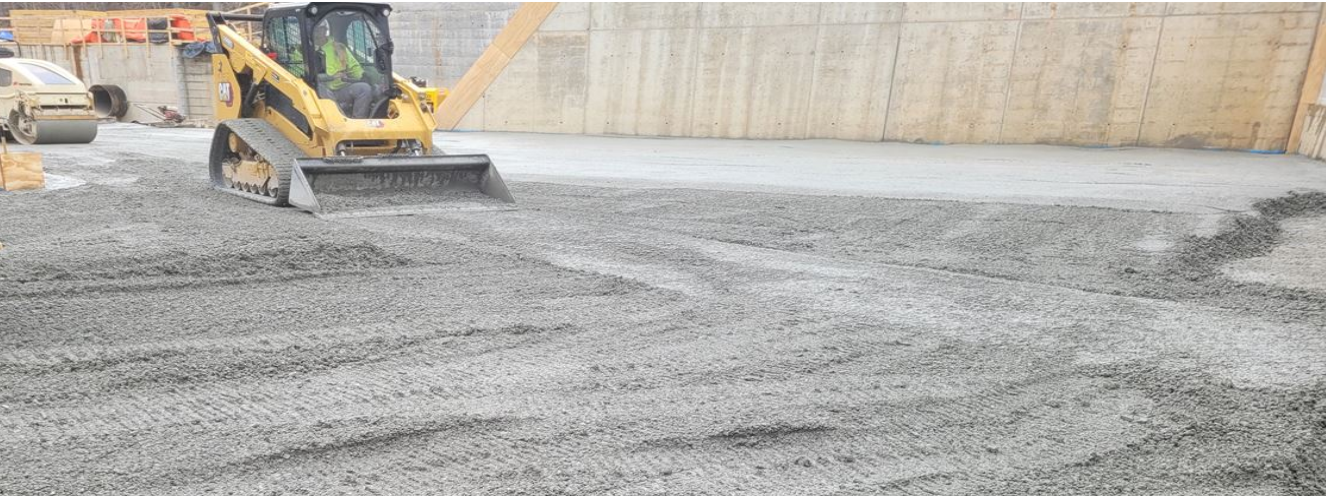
[1288,3,1326,154]
[435,2,558,131]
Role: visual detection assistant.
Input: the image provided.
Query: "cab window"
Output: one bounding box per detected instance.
[312,12,383,72]
[345,19,377,65]
[264,16,305,77]
[310,10,388,119]
[0,69,11,87]
[18,63,72,85]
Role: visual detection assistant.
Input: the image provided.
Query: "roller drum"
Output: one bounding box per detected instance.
[8,117,98,145]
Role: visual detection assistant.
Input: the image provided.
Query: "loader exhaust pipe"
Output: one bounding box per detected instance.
[287,154,515,218]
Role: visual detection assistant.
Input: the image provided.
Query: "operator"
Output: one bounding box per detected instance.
[313,24,371,118]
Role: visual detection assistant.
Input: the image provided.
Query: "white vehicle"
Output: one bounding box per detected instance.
[0,58,97,144]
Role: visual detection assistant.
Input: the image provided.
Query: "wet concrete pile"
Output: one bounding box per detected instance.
[0,150,1323,495]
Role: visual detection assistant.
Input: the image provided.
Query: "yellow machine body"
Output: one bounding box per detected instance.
[210,28,443,158]
[205,3,511,216]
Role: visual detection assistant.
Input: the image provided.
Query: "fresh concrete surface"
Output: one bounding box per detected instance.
[1224,215,1326,291]
[39,125,1326,217]
[2,124,1324,494]
[438,131,1326,215]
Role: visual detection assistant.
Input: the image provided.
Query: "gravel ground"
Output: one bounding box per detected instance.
[1,136,1324,495]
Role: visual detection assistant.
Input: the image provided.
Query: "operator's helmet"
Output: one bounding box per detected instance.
[313,21,331,43]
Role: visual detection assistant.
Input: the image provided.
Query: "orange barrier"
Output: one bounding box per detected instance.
[7,9,212,45]
[171,15,195,41]
[67,16,207,44]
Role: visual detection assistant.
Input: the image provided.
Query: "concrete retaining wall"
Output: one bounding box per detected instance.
[392,2,520,89]
[80,44,213,122]
[15,43,213,123]
[456,2,1323,152]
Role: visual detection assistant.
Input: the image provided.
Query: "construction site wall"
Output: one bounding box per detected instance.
[448,2,1323,152]
[81,44,213,123]
[4,6,222,123]
[390,2,520,90]
[12,43,213,123]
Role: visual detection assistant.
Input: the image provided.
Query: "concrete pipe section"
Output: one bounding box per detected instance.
[90,84,129,120]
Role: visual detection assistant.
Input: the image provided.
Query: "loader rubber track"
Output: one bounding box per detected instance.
[209,119,305,207]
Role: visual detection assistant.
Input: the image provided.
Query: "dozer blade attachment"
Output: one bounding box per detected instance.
[288,154,515,218]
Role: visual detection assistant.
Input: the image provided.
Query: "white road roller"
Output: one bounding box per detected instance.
[0,58,97,145]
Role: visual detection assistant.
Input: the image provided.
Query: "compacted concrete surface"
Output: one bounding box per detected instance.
[1,124,1324,495]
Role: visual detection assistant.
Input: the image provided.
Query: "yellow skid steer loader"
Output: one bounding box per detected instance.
[206,2,513,217]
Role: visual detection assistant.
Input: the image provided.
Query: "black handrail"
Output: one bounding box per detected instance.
[209,12,264,24]
[206,11,264,46]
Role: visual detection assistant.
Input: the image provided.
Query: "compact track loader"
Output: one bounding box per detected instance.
[206,2,513,216]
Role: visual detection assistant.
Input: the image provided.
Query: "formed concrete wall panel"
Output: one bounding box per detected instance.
[1001,17,1161,146]
[450,2,1324,151]
[1165,2,1318,16]
[885,21,1019,144]
[699,3,822,28]
[818,3,905,24]
[180,54,215,121]
[542,2,590,31]
[1022,2,1167,19]
[85,44,178,99]
[1139,12,1317,150]
[586,28,700,136]
[591,3,700,30]
[457,95,486,130]
[806,23,898,140]
[692,25,818,139]
[393,3,518,89]
[902,3,1022,22]
[483,31,589,133]
[83,44,189,122]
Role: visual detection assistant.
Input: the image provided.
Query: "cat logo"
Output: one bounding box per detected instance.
[218,82,233,107]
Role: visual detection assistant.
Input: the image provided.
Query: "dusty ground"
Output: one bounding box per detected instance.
[1,126,1325,495]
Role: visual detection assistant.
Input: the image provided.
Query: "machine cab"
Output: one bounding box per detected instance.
[261,2,396,120]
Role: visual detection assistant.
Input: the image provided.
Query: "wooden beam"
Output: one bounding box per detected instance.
[1288,4,1326,154]
[0,151,45,191]
[435,2,558,131]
